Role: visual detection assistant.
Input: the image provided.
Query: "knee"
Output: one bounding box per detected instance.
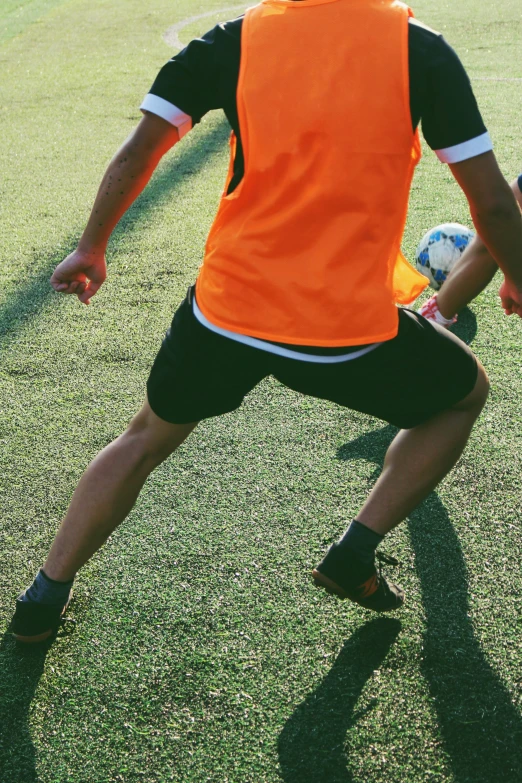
[123,420,171,470]
[121,426,170,470]
[453,361,490,414]
[123,404,196,468]
[471,362,490,408]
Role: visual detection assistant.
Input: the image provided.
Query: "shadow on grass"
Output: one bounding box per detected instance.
[0,633,52,783]
[0,117,231,778]
[278,618,401,782]
[0,116,231,352]
[317,425,521,782]
[452,305,477,345]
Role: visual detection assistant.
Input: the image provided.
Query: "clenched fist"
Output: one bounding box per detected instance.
[499,277,522,317]
[50,249,107,305]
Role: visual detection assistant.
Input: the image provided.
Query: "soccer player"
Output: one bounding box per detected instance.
[10,0,522,643]
[419,174,522,326]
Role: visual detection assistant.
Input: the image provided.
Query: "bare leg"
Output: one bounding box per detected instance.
[436,239,497,320]
[356,361,489,535]
[43,400,198,582]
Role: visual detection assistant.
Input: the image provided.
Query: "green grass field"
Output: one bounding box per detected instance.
[1,1,521,781]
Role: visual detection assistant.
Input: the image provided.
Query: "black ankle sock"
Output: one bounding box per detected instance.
[338,520,384,564]
[20,569,74,606]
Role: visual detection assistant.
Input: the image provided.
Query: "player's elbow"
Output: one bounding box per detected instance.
[472,190,520,227]
[450,152,520,226]
[131,112,181,158]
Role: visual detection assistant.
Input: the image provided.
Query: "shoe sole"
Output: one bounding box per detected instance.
[13,597,72,644]
[312,569,404,612]
[312,569,350,599]
[13,629,55,644]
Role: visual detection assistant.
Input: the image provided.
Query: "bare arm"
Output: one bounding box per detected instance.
[436,176,522,319]
[449,153,522,315]
[51,112,180,304]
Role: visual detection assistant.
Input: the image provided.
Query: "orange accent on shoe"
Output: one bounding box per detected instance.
[311,569,348,599]
[13,629,53,644]
[312,569,379,600]
[357,573,379,598]
[12,596,72,644]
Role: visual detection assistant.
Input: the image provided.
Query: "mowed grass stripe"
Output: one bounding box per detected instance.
[0,0,70,45]
[1,0,521,782]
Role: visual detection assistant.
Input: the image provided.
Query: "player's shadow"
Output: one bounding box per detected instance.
[452,305,477,345]
[322,425,520,781]
[278,618,401,782]
[0,633,51,783]
[0,116,231,355]
[0,120,232,778]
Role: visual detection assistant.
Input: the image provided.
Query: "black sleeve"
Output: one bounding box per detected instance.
[409,22,488,151]
[147,17,243,124]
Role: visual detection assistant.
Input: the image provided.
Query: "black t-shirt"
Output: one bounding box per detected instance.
[145,17,490,197]
[141,15,491,358]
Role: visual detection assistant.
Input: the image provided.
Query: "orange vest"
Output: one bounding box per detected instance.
[196,0,429,346]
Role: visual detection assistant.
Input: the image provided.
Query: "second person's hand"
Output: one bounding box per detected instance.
[499,276,522,317]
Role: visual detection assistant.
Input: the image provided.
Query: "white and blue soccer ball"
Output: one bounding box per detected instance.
[415,223,475,290]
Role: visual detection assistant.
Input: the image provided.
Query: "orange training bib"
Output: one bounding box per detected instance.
[196,0,429,346]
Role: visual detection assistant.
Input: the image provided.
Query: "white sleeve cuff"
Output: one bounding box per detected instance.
[140,94,192,138]
[435,132,493,164]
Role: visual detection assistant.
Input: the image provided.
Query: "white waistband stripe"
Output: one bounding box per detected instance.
[192,297,381,363]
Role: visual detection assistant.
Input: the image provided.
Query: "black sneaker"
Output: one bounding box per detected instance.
[312,544,404,612]
[10,593,72,643]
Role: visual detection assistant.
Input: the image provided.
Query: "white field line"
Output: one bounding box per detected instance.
[164,8,522,85]
[163,5,248,50]
[473,77,522,82]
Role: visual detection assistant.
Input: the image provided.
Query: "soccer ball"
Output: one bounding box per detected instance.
[415,223,475,290]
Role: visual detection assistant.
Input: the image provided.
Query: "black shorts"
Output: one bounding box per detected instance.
[147,288,478,429]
